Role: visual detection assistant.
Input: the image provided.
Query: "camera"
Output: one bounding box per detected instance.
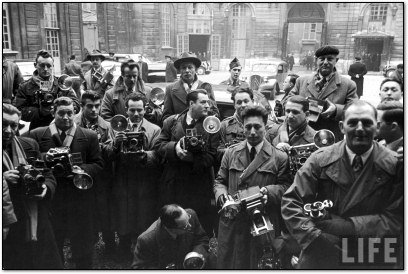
[123,131,145,153]
[182,128,206,153]
[35,90,56,106]
[45,147,83,177]
[17,160,46,196]
[303,200,333,220]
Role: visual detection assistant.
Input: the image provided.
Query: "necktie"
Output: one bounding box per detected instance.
[352,155,363,173]
[316,77,327,92]
[60,131,66,143]
[250,147,256,162]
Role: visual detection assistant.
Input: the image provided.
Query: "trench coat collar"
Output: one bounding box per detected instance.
[320,140,396,214]
[306,71,342,100]
[277,120,315,145]
[234,139,273,184]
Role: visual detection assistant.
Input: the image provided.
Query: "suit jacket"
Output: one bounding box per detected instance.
[131,209,209,269]
[138,61,149,83]
[265,121,316,146]
[282,71,358,141]
[162,79,219,121]
[213,139,292,269]
[281,141,402,268]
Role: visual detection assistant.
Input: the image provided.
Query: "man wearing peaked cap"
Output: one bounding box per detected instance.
[220,57,249,88]
[162,52,219,121]
[281,45,358,141]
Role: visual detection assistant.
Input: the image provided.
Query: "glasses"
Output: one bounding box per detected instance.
[244,124,263,131]
[3,121,19,131]
[38,63,52,69]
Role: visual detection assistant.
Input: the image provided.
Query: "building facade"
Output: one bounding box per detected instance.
[3,3,84,74]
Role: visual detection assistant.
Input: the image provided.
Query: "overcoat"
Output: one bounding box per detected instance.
[213,140,292,269]
[265,120,316,146]
[28,125,103,261]
[348,62,367,97]
[3,137,63,269]
[107,118,162,236]
[281,141,402,268]
[131,209,209,269]
[282,71,358,141]
[165,61,177,82]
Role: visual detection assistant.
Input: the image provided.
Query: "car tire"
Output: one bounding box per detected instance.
[197,66,206,75]
[386,69,395,78]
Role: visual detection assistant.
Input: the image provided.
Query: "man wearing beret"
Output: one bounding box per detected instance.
[348,57,367,98]
[282,45,358,141]
[162,52,219,121]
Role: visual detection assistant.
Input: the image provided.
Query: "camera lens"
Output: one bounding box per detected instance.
[190,137,199,146]
[130,138,138,146]
[35,174,45,184]
[52,163,66,176]
[44,93,55,104]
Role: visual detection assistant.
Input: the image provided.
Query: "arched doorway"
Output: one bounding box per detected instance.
[282,4,326,63]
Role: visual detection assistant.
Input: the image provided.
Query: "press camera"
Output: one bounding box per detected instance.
[17,160,46,196]
[46,147,93,189]
[303,200,333,220]
[182,128,206,153]
[110,115,146,154]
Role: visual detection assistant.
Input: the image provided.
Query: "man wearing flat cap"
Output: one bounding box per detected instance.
[282,45,358,141]
[165,55,177,83]
[162,52,218,121]
[81,49,115,98]
[348,57,367,98]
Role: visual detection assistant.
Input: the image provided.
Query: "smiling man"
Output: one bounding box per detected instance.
[162,52,218,121]
[282,45,358,141]
[282,100,403,269]
[266,95,316,151]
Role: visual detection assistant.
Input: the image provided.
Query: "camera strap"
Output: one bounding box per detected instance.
[2,136,28,170]
[49,122,77,147]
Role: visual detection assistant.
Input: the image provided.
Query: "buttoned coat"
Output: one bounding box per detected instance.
[281,141,402,268]
[162,79,218,121]
[100,76,151,122]
[28,125,103,259]
[348,62,367,97]
[213,140,292,269]
[265,121,316,146]
[106,118,162,236]
[283,71,358,141]
[131,209,209,269]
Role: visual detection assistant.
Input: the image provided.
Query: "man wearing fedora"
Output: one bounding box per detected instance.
[165,55,177,83]
[282,45,358,141]
[162,52,218,121]
[81,49,115,98]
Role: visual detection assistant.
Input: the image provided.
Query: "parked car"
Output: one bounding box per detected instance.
[382,61,402,78]
[103,53,167,73]
[13,61,35,81]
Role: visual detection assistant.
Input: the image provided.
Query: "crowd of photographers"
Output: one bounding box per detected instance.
[2,45,403,269]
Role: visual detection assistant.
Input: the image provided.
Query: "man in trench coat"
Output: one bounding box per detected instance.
[348,57,367,98]
[214,106,292,269]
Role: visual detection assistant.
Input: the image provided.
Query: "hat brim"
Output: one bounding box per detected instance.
[87,54,106,61]
[174,57,201,70]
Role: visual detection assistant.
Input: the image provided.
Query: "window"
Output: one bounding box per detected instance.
[82,3,96,12]
[177,34,189,55]
[161,4,171,47]
[46,30,60,57]
[44,3,58,28]
[3,4,11,50]
[210,35,221,59]
[187,4,211,34]
[369,4,388,22]
[303,23,322,40]
[230,4,250,58]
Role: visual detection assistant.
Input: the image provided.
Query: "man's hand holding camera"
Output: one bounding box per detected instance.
[175,137,194,162]
[3,170,20,185]
[28,184,48,200]
[276,142,291,153]
[320,99,336,119]
[113,131,127,150]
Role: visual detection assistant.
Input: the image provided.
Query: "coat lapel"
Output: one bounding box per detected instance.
[240,141,271,184]
[318,72,341,100]
[306,77,321,99]
[172,81,188,106]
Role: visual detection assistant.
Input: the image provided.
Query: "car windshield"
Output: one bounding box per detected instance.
[252,64,277,73]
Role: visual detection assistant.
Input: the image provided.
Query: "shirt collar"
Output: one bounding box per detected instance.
[246,141,264,155]
[127,118,142,131]
[345,144,374,166]
[186,112,195,126]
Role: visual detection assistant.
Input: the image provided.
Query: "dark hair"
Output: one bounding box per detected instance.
[3,103,21,117]
[53,97,73,111]
[186,89,207,105]
[160,204,182,229]
[70,54,76,60]
[354,56,362,61]
[380,78,403,91]
[341,100,377,121]
[81,91,101,106]
[35,49,54,63]
[241,105,269,125]
[377,101,404,131]
[125,93,147,108]
[231,87,254,103]
[287,73,299,86]
[287,95,309,112]
[120,60,140,76]
[397,64,403,69]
